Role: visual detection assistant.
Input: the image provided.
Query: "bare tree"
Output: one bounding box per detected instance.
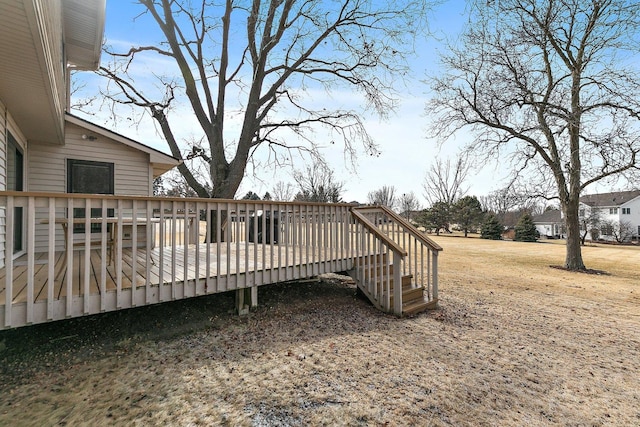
[94,0,429,201]
[293,163,344,203]
[271,181,295,202]
[580,207,601,245]
[156,169,208,197]
[606,220,635,243]
[367,185,397,208]
[479,187,522,218]
[398,191,421,221]
[429,0,640,270]
[423,155,471,207]
[69,70,96,112]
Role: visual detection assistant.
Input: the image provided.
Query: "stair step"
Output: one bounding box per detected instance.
[402,297,438,315]
[402,274,413,287]
[389,285,424,305]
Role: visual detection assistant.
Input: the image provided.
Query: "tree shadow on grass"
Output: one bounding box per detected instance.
[549,265,610,275]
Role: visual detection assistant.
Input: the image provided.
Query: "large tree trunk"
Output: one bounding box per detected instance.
[562,199,586,270]
[206,161,246,243]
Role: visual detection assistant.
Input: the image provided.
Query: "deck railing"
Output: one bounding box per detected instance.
[0,192,355,328]
[351,205,442,314]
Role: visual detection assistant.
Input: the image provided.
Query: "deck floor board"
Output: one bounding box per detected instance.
[1,243,351,305]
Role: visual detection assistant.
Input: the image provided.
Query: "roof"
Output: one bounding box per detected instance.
[579,190,640,208]
[533,209,562,224]
[0,0,106,144]
[65,114,181,177]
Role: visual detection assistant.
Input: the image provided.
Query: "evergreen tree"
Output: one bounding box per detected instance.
[417,202,450,236]
[481,213,503,240]
[453,195,483,237]
[514,213,539,242]
[242,191,261,200]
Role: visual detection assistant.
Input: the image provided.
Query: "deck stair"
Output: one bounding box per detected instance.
[349,205,442,316]
[353,263,436,316]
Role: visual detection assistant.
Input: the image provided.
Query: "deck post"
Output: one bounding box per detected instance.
[393,252,402,315]
[235,288,251,315]
[251,286,258,308]
[432,251,439,305]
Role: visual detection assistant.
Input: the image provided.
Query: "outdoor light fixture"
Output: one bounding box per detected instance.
[81,134,97,141]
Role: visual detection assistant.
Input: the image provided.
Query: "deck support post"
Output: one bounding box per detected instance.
[251,286,258,308]
[235,288,254,315]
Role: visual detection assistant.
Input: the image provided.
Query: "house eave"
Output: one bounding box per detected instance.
[63,0,106,70]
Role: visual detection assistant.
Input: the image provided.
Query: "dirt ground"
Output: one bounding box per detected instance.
[0,235,638,426]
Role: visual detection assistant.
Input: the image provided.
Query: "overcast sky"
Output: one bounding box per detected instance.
[72,0,514,205]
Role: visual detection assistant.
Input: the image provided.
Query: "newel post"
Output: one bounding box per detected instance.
[393,251,402,315]
[432,251,439,304]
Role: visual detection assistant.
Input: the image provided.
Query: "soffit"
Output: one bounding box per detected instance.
[0,0,62,143]
[63,0,106,70]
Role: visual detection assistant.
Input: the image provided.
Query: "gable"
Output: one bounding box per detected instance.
[28,122,151,196]
[64,114,180,177]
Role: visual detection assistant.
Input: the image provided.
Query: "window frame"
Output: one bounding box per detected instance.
[67,159,115,233]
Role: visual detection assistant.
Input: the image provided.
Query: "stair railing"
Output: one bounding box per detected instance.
[352,206,443,309]
[351,209,406,314]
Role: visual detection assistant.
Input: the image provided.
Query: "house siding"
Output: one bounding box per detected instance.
[620,198,640,239]
[28,121,153,252]
[0,100,6,268]
[29,122,151,195]
[0,102,29,268]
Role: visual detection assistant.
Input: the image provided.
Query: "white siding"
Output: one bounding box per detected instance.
[0,99,7,190]
[0,103,29,267]
[28,121,153,252]
[0,100,6,267]
[621,198,640,238]
[29,121,151,195]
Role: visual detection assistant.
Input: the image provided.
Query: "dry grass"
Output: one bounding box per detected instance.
[0,235,638,426]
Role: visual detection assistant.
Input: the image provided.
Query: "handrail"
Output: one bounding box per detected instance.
[354,205,443,252]
[0,191,356,208]
[351,209,407,256]
[350,204,441,315]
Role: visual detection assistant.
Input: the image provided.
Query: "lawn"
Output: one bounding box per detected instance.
[0,235,638,426]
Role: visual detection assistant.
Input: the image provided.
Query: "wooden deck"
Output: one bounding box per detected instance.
[1,243,353,306]
[0,193,441,328]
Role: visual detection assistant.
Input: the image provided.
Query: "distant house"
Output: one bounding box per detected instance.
[533,209,564,239]
[532,191,640,242]
[579,190,640,242]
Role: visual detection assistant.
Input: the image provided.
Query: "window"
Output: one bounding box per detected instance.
[579,209,585,217]
[8,132,24,253]
[67,159,115,233]
[622,208,631,215]
[610,207,618,214]
[601,224,613,236]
